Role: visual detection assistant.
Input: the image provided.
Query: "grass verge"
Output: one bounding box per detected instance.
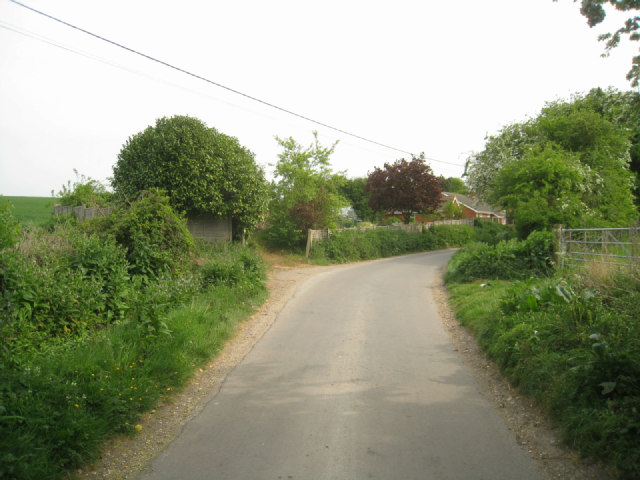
[0,241,267,480]
[445,273,640,479]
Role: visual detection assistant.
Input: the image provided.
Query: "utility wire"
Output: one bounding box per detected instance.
[8,0,464,167]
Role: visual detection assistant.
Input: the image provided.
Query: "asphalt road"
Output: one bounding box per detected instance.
[139,250,544,480]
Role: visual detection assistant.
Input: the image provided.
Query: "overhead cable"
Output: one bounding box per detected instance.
[8,0,464,167]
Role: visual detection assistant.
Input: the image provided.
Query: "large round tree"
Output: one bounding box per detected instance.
[366,154,442,224]
[112,115,268,235]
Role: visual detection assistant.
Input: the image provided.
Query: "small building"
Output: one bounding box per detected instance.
[382,192,506,224]
[186,214,232,242]
[441,192,506,224]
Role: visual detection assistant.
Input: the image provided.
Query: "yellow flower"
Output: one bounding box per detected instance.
[135,424,143,431]
[74,404,79,408]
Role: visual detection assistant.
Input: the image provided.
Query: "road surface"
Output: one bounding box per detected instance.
[139,250,544,480]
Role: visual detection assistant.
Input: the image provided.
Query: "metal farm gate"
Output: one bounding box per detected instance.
[560,226,640,268]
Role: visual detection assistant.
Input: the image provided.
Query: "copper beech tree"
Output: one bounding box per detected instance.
[366,154,442,224]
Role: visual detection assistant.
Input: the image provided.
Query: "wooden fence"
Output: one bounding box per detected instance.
[306,218,474,257]
[556,225,640,269]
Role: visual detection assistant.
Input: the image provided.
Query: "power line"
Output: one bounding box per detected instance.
[8,0,465,167]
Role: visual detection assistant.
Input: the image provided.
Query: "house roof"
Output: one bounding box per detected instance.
[441,192,506,217]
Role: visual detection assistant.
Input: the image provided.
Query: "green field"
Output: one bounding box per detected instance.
[2,196,57,225]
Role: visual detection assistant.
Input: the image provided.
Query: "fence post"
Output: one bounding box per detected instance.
[553,224,564,270]
[305,229,313,258]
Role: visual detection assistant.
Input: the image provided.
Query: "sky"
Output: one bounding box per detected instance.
[1,0,639,197]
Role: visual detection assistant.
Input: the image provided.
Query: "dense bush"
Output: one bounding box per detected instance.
[447,272,640,478]
[0,224,266,479]
[86,190,193,277]
[472,218,515,245]
[444,230,554,283]
[311,225,473,263]
[0,228,130,352]
[56,170,114,207]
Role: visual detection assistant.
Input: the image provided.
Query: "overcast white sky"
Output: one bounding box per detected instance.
[1,0,638,197]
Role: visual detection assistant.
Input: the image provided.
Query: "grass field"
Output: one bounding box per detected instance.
[2,195,57,225]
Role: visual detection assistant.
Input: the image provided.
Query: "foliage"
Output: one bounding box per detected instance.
[0,220,267,479]
[557,0,640,87]
[0,227,131,352]
[264,132,347,249]
[56,170,114,207]
[442,200,465,220]
[0,198,20,250]
[447,270,640,478]
[444,231,554,283]
[472,218,516,245]
[336,176,378,221]
[85,190,193,277]
[366,154,443,224]
[439,176,469,193]
[379,216,404,226]
[112,115,269,235]
[310,225,473,263]
[465,89,638,237]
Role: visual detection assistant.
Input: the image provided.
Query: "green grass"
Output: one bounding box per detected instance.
[0,281,267,480]
[2,196,56,225]
[445,271,640,479]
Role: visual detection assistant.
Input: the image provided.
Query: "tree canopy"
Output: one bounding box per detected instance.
[439,176,469,194]
[465,88,638,237]
[558,0,640,86]
[366,154,442,224]
[112,115,269,235]
[265,132,347,248]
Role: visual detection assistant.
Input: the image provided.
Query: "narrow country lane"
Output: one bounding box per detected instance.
[138,250,544,480]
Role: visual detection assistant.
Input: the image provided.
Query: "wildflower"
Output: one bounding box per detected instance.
[135,424,143,431]
[74,404,79,408]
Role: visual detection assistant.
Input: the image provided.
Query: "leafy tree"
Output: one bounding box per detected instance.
[440,176,469,194]
[366,154,442,224]
[442,201,465,220]
[465,89,638,235]
[489,145,589,238]
[464,122,532,197]
[336,177,377,221]
[112,116,269,237]
[265,132,346,248]
[557,0,640,86]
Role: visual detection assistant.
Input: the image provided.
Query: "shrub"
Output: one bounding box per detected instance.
[311,225,472,263]
[379,216,403,226]
[0,228,133,353]
[56,170,113,207]
[88,190,193,277]
[444,230,554,283]
[447,270,640,478]
[0,198,19,251]
[472,218,515,245]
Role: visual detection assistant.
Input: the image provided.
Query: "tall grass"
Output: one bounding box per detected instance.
[0,222,267,479]
[446,266,640,479]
